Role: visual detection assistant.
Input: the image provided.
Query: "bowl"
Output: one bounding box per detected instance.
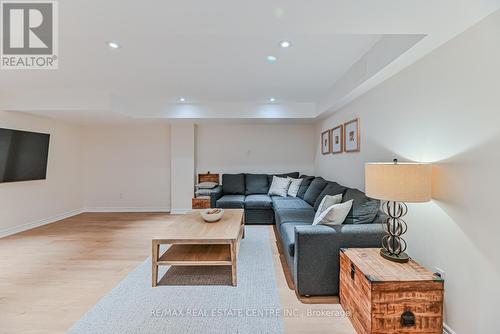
[200,208,224,223]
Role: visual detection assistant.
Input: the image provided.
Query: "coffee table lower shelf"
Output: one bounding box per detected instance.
[152,209,244,288]
[152,240,241,287]
[158,244,232,266]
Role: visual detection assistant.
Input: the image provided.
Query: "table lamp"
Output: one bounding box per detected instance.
[365,159,431,263]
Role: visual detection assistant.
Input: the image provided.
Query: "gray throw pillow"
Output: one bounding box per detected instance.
[297,175,315,199]
[313,182,347,211]
[303,177,328,206]
[195,189,216,196]
[268,176,292,197]
[196,182,218,189]
[342,188,380,224]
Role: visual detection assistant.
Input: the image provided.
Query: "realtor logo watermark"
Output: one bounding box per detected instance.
[1,0,58,69]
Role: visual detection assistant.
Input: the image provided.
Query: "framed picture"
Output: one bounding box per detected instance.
[321,130,331,154]
[344,118,360,152]
[331,125,343,154]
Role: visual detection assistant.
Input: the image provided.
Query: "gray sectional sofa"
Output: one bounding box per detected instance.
[210,172,386,296]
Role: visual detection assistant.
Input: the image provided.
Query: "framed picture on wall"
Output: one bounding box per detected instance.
[321,130,331,154]
[331,125,343,154]
[344,118,360,152]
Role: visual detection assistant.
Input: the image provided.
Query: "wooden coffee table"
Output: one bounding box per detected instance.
[152,209,245,287]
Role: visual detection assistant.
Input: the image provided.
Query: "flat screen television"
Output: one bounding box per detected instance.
[0,128,50,183]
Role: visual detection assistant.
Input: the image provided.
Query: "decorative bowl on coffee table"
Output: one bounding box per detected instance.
[200,208,224,223]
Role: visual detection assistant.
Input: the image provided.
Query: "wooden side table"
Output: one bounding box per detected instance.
[340,248,444,334]
[192,197,211,209]
[198,173,219,184]
[192,173,220,209]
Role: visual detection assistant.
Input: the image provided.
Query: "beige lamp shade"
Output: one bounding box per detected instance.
[365,162,432,202]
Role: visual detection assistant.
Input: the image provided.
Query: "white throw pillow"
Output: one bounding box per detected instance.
[287,177,303,197]
[313,200,353,226]
[268,176,292,197]
[314,194,343,221]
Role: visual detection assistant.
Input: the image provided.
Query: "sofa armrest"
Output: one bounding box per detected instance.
[293,223,385,296]
[209,185,223,208]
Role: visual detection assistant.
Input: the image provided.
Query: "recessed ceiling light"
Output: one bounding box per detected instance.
[279,41,291,48]
[107,41,120,49]
[267,55,277,62]
[269,98,276,102]
[179,97,186,102]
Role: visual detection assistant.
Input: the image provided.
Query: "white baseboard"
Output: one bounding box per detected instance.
[443,323,456,334]
[84,207,170,213]
[0,207,172,239]
[0,208,83,239]
[169,209,191,214]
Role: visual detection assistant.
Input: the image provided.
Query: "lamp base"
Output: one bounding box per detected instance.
[380,248,409,263]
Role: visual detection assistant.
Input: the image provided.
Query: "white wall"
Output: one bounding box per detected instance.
[170,124,195,213]
[314,10,500,334]
[82,124,171,211]
[1,119,315,234]
[196,123,315,176]
[0,111,83,237]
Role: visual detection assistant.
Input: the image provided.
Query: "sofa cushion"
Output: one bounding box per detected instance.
[302,177,328,206]
[279,223,313,257]
[342,188,380,224]
[222,174,245,195]
[272,197,313,210]
[297,175,315,199]
[313,182,347,211]
[267,172,299,184]
[245,194,273,209]
[245,174,269,195]
[275,208,315,228]
[245,209,274,224]
[216,195,245,209]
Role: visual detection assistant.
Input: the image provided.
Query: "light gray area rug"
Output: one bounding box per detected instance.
[67,226,284,334]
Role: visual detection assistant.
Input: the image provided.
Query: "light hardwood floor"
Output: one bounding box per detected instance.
[269,228,355,334]
[0,213,171,334]
[0,213,354,334]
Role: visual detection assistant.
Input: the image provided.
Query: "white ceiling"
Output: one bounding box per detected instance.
[1,0,500,123]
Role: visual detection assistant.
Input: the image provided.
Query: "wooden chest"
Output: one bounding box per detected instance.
[340,248,444,334]
[192,197,211,209]
[198,173,220,184]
